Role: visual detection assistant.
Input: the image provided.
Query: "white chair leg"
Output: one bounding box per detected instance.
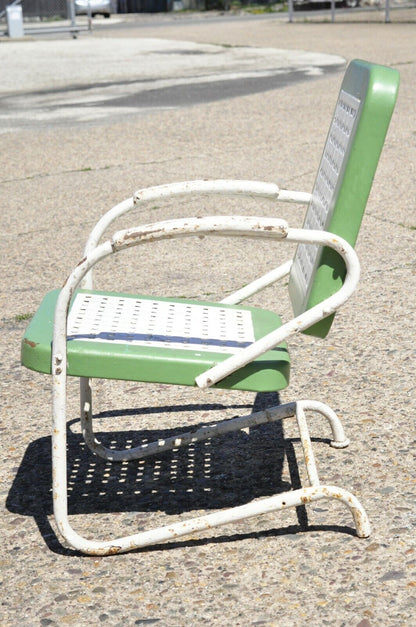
[295,402,320,486]
[79,376,103,454]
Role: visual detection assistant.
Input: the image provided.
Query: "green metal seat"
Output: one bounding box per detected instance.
[22,288,290,391]
[20,60,399,555]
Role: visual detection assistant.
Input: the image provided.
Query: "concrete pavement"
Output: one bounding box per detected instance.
[1,11,415,627]
[0,36,344,131]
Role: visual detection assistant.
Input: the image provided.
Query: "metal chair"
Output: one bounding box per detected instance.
[21,59,399,555]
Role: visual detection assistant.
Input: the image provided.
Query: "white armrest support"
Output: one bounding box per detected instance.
[220,259,293,305]
[54,214,290,371]
[54,218,358,391]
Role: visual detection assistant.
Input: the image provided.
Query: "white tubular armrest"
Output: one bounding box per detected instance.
[111,215,288,251]
[133,180,311,206]
[82,181,310,289]
[275,189,311,204]
[220,259,293,305]
[195,228,360,389]
[84,181,282,257]
[82,197,135,289]
[84,197,135,257]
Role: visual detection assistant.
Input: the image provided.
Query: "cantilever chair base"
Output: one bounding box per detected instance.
[59,399,370,556]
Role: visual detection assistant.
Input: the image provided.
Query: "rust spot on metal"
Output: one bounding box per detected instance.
[123,227,164,241]
[301,496,312,504]
[76,256,87,268]
[23,338,38,348]
[61,277,68,287]
[107,546,122,555]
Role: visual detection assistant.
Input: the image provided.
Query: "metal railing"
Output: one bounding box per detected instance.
[286,0,416,23]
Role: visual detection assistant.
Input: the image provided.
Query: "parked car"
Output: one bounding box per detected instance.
[74,0,112,17]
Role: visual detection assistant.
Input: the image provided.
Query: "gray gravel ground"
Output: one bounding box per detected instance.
[1,9,416,627]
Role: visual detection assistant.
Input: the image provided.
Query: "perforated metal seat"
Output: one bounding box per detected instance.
[22,289,290,391]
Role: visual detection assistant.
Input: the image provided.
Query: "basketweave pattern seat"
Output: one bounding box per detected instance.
[20,59,399,555]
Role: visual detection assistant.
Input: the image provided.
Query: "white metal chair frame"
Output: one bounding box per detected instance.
[50,180,371,555]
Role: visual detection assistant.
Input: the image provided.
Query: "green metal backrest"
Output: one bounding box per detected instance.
[288,59,399,338]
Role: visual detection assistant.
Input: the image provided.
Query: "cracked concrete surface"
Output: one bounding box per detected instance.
[1,10,415,627]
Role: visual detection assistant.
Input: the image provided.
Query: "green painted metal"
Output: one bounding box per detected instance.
[21,289,290,392]
[289,59,399,338]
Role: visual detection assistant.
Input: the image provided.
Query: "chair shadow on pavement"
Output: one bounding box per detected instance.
[7,392,351,555]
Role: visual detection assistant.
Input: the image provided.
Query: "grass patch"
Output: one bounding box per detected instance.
[15,313,34,322]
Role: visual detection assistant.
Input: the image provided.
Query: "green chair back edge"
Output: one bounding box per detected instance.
[289,59,400,338]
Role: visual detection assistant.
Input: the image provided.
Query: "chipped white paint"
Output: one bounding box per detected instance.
[55,484,371,556]
[82,180,310,289]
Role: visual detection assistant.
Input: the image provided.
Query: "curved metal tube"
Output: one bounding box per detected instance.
[82,180,311,288]
[54,484,371,556]
[51,214,362,554]
[53,215,290,538]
